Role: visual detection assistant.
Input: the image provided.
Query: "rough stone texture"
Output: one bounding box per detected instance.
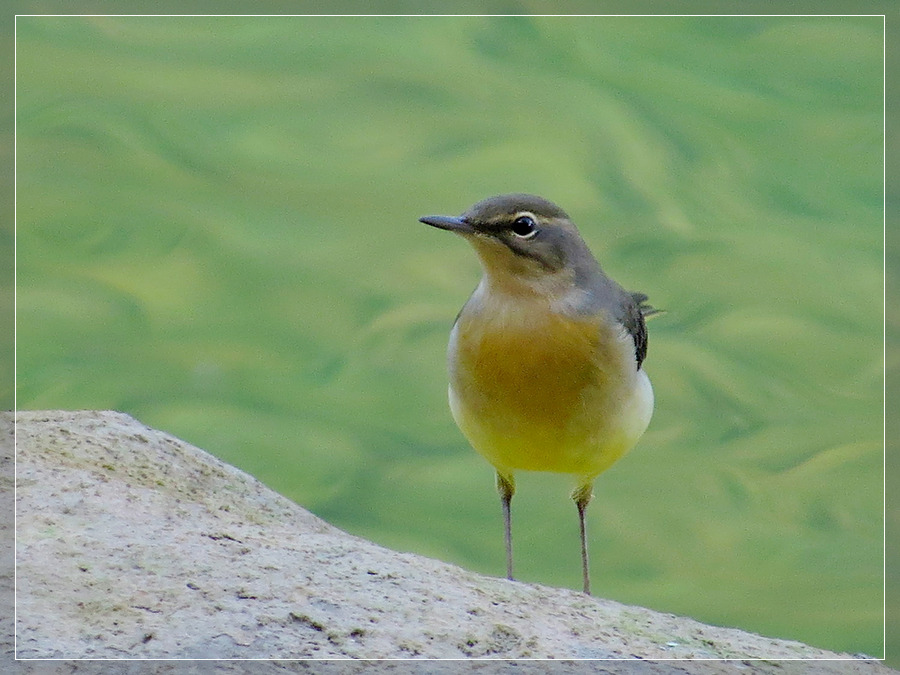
[5,410,893,673]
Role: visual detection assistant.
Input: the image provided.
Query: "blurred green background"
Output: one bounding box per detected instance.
[15,15,883,657]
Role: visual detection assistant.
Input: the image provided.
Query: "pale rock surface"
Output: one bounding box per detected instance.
[4,410,893,673]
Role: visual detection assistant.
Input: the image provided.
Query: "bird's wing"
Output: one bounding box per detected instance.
[619,291,662,370]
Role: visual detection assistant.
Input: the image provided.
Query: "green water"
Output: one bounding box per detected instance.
[15,15,883,657]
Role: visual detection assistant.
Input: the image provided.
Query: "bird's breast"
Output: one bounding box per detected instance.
[451,309,602,418]
[447,295,650,478]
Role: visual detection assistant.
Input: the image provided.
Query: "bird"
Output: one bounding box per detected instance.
[420,193,658,595]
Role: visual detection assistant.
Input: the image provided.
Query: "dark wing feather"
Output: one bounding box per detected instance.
[620,291,661,370]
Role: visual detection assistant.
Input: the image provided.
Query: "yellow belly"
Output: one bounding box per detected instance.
[448,303,652,481]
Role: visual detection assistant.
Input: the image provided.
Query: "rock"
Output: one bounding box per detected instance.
[5,411,892,672]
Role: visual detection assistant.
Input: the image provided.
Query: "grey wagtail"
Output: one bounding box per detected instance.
[420,193,657,595]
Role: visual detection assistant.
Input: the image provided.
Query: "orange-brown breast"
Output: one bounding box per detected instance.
[448,301,634,475]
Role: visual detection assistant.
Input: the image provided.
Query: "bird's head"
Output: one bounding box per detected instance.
[420,193,600,299]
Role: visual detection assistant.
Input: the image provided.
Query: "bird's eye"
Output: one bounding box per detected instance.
[511,215,538,239]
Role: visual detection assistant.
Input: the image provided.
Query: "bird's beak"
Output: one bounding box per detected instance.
[419,215,475,235]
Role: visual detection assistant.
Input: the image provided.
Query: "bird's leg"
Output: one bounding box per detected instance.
[496,471,516,581]
[572,482,594,595]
